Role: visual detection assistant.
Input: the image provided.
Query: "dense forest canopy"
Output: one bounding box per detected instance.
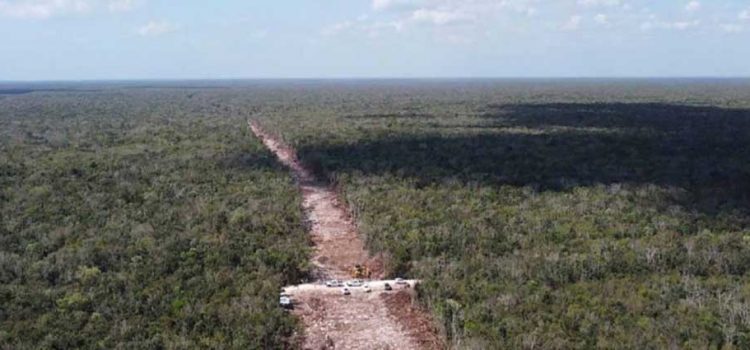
[0,89,310,348]
[2,79,750,349]
[254,79,750,349]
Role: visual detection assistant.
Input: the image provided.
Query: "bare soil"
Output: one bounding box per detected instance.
[382,291,446,350]
[250,122,442,350]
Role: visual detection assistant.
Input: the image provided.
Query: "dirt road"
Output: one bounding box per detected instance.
[250,121,442,350]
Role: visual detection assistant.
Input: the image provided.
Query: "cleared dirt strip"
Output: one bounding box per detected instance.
[249,121,442,350]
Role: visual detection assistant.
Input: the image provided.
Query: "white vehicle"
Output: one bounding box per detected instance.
[363,284,371,293]
[346,279,364,287]
[395,278,407,285]
[279,294,293,309]
[342,287,351,296]
[326,280,342,288]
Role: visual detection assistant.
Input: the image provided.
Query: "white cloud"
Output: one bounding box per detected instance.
[0,0,141,19]
[411,8,473,25]
[0,0,90,19]
[577,0,621,8]
[670,20,699,30]
[740,9,750,20]
[321,17,405,38]
[373,0,538,19]
[372,0,418,12]
[685,1,700,13]
[108,0,136,12]
[561,15,583,30]
[642,19,700,31]
[137,20,177,37]
[350,0,720,37]
[372,20,404,32]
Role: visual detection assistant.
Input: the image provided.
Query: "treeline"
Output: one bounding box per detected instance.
[0,90,310,349]
[256,80,750,348]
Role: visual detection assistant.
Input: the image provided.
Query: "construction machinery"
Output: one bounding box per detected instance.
[350,264,371,279]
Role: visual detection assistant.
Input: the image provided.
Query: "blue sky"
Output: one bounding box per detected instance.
[1,0,749,80]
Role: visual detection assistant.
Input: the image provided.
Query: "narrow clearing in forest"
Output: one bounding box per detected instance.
[249,121,442,350]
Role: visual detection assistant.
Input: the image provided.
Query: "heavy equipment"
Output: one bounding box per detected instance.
[350,264,371,279]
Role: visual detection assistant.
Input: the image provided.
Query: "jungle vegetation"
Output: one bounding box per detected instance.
[0,88,310,349]
[255,79,750,349]
[2,79,750,349]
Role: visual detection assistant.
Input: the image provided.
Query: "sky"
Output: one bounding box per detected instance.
[1,0,749,80]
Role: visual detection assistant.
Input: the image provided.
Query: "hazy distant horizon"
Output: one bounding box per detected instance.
[3,76,750,84]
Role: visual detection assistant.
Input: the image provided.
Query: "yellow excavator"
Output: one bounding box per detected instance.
[350,264,371,279]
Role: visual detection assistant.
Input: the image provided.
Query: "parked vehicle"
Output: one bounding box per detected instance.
[342,288,351,296]
[326,280,343,287]
[346,279,364,287]
[395,278,407,285]
[279,293,293,309]
[384,283,392,291]
[363,284,371,293]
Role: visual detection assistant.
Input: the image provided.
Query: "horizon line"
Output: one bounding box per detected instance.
[3,76,750,84]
